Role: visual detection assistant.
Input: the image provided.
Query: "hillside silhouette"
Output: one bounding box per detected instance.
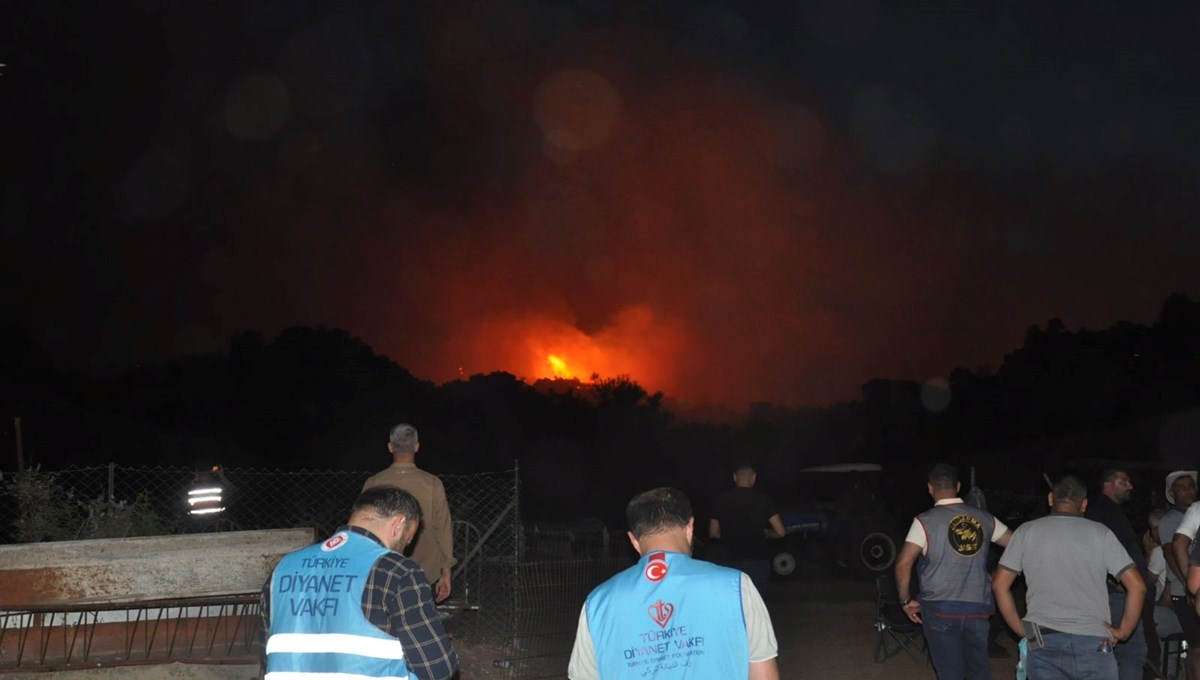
[3,292,1200,523]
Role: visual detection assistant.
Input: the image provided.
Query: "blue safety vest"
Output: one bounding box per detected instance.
[585,551,749,679]
[265,530,415,680]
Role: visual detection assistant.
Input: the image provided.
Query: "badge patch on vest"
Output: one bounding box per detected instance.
[648,599,675,628]
[321,532,348,552]
[644,552,668,582]
[947,515,984,556]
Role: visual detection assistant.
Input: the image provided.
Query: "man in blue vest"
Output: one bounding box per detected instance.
[568,487,780,680]
[260,486,459,680]
[894,463,1012,680]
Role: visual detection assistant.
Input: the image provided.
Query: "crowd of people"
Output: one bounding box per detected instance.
[256,430,787,680]
[254,420,1200,680]
[898,464,1200,680]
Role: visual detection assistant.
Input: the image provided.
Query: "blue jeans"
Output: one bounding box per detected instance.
[924,614,992,680]
[1026,633,1118,680]
[1107,592,1147,680]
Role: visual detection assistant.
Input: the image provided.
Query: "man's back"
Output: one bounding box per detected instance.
[999,514,1132,637]
[916,502,997,607]
[713,487,774,560]
[363,464,453,581]
[572,551,773,680]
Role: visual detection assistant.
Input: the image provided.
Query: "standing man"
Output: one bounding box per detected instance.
[570,487,780,680]
[1083,469,1150,680]
[894,463,1012,680]
[709,461,787,595]
[364,424,455,603]
[1161,470,1200,679]
[993,475,1146,680]
[260,486,459,680]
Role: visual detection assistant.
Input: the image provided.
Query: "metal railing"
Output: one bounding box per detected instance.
[0,465,627,678]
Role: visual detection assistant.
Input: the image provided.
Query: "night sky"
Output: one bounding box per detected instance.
[5,1,1200,410]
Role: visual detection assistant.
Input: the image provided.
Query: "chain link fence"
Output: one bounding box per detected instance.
[0,464,628,678]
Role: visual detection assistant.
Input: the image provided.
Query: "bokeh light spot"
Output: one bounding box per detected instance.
[921,378,952,413]
[533,69,621,157]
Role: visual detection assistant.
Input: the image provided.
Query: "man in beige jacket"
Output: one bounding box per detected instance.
[363,423,455,602]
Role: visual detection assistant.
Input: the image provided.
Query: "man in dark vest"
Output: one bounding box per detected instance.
[895,463,1012,680]
[1085,468,1150,680]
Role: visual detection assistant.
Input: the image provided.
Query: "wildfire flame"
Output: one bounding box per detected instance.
[546,354,575,379]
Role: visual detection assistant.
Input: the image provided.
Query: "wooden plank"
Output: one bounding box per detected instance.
[0,529,315,608]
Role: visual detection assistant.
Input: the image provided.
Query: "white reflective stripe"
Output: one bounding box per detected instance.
[267,633,406,660]
[265,673,411,680]
[188,496,222,505]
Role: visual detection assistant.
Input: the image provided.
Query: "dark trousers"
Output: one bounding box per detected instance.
[924,614,992,680]
[1107,592,1147,680]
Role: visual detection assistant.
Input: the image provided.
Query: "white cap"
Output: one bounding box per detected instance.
[1166,470,1198,505]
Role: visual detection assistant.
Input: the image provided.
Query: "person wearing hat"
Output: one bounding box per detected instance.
[1162,470,1200,678]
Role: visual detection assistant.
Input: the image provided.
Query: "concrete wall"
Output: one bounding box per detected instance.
[4,662,259,680]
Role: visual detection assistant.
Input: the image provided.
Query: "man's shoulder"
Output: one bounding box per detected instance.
[920,501,997,521]
[365,464,441,485]
[372,549,428,582]
[587,556,737,601]
[717,486,767,503]
[1020,513,1112,536]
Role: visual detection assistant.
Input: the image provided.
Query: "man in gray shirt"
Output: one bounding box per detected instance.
[993,475,1146,680]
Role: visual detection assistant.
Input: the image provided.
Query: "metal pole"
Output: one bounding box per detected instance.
[108,463,115,502]
[510,459,520,659]
[14,417,24,471]
[513,459,521,563]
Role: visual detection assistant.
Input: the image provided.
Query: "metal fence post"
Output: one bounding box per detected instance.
[107,463,115,503]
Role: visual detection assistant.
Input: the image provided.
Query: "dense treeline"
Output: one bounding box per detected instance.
[2,293,1200,524]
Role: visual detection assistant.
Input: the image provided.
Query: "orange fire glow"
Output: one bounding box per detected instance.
[359,47,904,409]
[545,354,577,379]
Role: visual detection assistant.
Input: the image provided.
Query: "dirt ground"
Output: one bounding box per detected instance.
[10,575,1021,680]
[770,576,1021,680]
[451,573,1023,679]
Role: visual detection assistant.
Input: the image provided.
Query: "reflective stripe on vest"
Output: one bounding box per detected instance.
[266,531,414,680]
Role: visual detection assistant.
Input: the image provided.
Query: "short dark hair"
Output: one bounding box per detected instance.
[1099,468,1127,485]
[928,463,959,490]
[626,487,692,539]
[732,460,757,475]
[352,485,423,523]
[388,423,419,455]
[1052,475,1088,504]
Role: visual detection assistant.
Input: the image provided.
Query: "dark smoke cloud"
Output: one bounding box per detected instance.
[8,1,1200,410]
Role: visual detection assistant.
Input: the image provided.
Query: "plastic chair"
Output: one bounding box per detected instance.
[874,573,928,663]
